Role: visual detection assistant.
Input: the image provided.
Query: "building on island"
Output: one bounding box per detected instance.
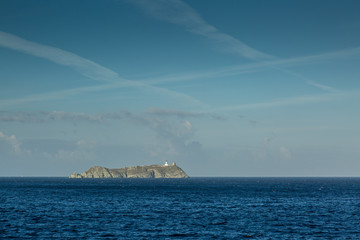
[164,160,176,166]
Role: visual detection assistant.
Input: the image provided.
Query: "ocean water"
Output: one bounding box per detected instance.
[0,178,359,239]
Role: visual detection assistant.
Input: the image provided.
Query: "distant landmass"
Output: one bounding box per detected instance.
[69,163,189,178]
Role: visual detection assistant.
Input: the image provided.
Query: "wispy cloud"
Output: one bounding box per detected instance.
[0,83,122,107]
[306,81,339,93]
[2,27,358,110]
[0,108,225,124]
[148,107,225,120]
[0,82,206,109]
[275,68,340,93]
[131,0,358,85]
[0,110,140,124]
[0,131,21,155]
[0,31,121,83]
[0,31,207,108]
[131,0,274,60]
[145,115,201,159]
[143,46,360,86]
[2,28,358,113]
[214,90,360,112]
[0,109,203,159]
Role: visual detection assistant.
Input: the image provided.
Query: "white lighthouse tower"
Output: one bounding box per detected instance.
[164,160,169,166]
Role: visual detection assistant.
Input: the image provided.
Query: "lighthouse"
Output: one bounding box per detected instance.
[164,160,169,166]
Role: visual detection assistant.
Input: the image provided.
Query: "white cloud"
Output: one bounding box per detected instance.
[0,131,21,155]
[144,115,202,160]
[0,109,202,161]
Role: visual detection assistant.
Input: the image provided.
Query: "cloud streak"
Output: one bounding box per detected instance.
[0,31,121,83]
[275,68,340,93]
[148,107,225,120]
[0,108,225,124]
[306,81,339,93]
[0,31,206,108]
[143,46,360,86]
[131,0,274,60]
[128,1,360,87]
[214,90,360,112]
[0,110,140,124]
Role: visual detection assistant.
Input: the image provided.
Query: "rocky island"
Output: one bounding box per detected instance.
[69,162,189,178]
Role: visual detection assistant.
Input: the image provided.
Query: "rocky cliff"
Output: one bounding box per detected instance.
[70,165,189,178]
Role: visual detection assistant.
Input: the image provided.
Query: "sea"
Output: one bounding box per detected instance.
[0,177,359,239]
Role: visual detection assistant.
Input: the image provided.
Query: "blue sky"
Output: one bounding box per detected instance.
[1,0,360,176]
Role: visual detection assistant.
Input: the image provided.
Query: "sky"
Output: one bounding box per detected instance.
[1,0,360,177]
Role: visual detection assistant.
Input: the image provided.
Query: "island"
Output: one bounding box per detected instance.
[69,162,189,178]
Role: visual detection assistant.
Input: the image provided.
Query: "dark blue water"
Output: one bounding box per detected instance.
[1,178,359,239]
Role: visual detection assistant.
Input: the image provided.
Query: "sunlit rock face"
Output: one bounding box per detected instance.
[70,165,189,178]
